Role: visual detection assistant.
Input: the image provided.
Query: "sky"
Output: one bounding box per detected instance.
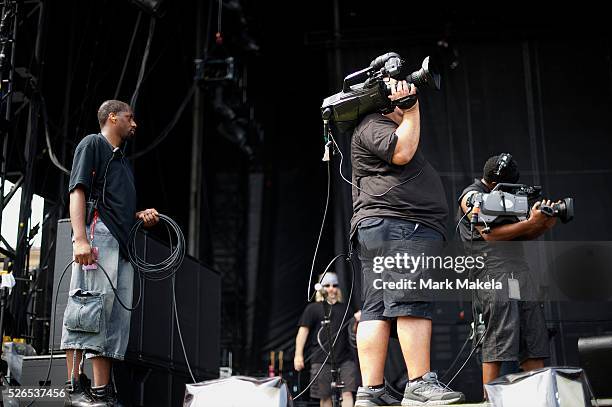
[1,180,44,250]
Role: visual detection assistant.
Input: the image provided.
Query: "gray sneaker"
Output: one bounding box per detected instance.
[401,372,464,406]
[355,385,402,406]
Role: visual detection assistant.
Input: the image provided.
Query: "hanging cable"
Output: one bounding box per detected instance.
[440,329,472,381]
[128,83,196,160]
[129,15,156,113]
[307,161,331,301]
[215,0,223,44]
[114,11,143,99]
[172,275,197,383]
[329,132,423,197]
[309,254,345,303]
[446,326,488,387]
[41,96,70,175]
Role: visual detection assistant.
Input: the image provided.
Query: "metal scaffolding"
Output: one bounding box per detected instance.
[0,0,48,344]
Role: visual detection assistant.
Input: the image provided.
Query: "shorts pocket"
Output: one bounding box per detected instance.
[64,289,104,333]
[357,217,385,252]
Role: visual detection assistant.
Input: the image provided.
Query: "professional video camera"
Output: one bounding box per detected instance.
[320,52,441,123]
[466,183,574,227]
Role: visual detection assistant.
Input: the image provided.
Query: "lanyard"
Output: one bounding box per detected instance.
[90,209,99,243]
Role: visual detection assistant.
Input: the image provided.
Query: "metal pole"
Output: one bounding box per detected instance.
[0,0,18,251]
[13,0,44,337]
[188,0,204,258]
[0,0,18,342]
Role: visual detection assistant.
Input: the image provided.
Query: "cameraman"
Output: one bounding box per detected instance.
[457,154,556,398]
[351,79,464,406]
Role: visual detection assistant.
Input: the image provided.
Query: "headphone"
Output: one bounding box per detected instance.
[494,153,512,178]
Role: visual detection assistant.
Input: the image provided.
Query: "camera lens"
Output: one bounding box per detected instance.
[553,198,574,223]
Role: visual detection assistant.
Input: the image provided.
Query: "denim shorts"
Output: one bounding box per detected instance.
[355,217,443,321]
[61,220,134,360]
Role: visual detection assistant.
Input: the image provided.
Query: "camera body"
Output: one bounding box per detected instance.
[466,183,574,225]
[321,53,440,123]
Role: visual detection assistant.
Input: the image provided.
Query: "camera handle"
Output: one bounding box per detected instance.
[540,204,555,217]
[394,94,418,110]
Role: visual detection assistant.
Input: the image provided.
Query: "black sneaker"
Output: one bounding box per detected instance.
[355,385,402,406]
[401,372,464,406]
[64,373,95,407]
[90,383,117,407]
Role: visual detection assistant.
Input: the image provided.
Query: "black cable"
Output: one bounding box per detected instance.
[25,260,73,407]
[584,373,599,407]
[302,317,355,365]
[311,317,356,359]
[446,326,488,387]
[440,328,472,382]
[129,15,156,114]
[316,325,326,354]
[172,275,196,383]
[127,214,186,282]
[41,96,70,175]
[41,260,71,384]
[295,127,355,400]
[307,160,330,302]
[127,84,196,160]
[442,220,485,387]
[329,132,423,198]
[114,11,142,100]
[455,206,472,237]
[15,239,57,336]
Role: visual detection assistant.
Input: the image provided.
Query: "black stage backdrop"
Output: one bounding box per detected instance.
[8,0,612,400]
[253,2,612,400]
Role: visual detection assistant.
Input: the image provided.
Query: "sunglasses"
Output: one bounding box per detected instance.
[323,284,338,288]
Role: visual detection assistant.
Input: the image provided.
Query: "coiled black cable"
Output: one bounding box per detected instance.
[127,213,186,282]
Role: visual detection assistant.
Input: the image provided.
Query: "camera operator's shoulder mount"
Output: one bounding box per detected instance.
[320,52,441,124]
[465,183,574,228]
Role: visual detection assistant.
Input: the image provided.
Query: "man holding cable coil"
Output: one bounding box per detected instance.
[61,100,159,406]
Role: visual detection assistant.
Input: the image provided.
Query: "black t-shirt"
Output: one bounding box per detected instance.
[350,113,449,239]
[297,301,352,364]
[69,133,137,259]
[456,179,490,242]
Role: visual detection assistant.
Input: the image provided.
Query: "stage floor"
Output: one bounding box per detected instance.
[375,404,491,407]
[374,400,612,407]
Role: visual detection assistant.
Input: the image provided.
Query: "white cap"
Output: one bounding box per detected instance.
[319,272,339,286]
